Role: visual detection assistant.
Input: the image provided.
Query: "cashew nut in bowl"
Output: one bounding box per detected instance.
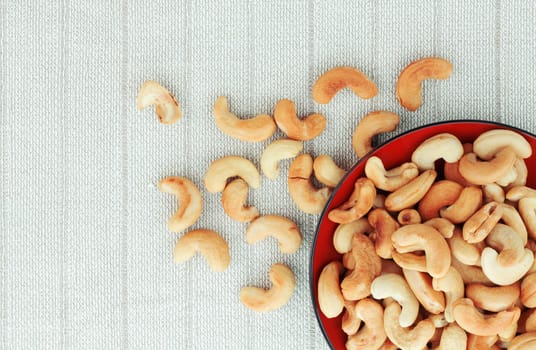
[444,143,475,187]
[221,179,259,223]
[458,147,517,185]
[312,66,378,104]
[345,298,387,350]
[368,208,399,258]
[328,178,376,224]
[411,133,464,170]
[506,185,536,202]
[466,282,520,312]
[352,111,400,158]
[397,209,422,225]
[466,334,499,350]
[260,139,303,179]
[342,301,361,336]
[451,254,493,286]
[273,99,326,141]
[333,218,372,254]
[520,309,536,332]
[396,57,453,111]
[392,252,427,272]
[486,223,525,267]
[480,246,534,286]
[519,197,536,240]
[448,228,481,266]
[512,157,528,186]
[212,96,276,142]
[288,154,331,214]
[402,269,445,314]
[239,263,295,312]
[365,156,419,192]
[418,180,463,220]
[440,186,482,224]
[371,273,419,327]
[173,229,230,272]
[501,203,528,245]
[136,80,182,124]
[245,215,302,254]
[383,302,435,350]
[462,201,503,243]
[313,155,346,188]
[496,166,518,187]
[317,261,345,318]
[158,176,203,232]
[521,272,536,308]
[452,298,521,336]
[509,332,536,350]
[473,129,532,160]
[483,183,505,203]
[432,267,464,323]
[204,156,261,193]
[423,218,455,239]
[434,323,467,350]
[385,170,437,212]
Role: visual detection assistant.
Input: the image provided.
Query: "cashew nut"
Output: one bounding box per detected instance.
[260,139,303,179]
[473,129,532,160]
[509,332,536,350]
[432,267,464,323]
[158,176,203,232]
[402,269,445,314]
[435,323,467,350]
[486,223,525,267]
[418,180,463,221]
[466,282,520,312]
[371,273,420,327]
[451,254,493,286]
[221,179,259,222]
[448,228,481,266]
[342,301,361,336]
[496,166,518,187]
[136,80,182,124]
[483,183,505,203]
[352,111,400,158]
[480,246,534,286]
[385,170,437,212]
[273,99,326,140]
[288,154,331,214]
[423,218,455,239]
[328,178,376,224]
[312,66,378,104]
[368,208,400,258]
[384,302,435,350]
[397,209,422,225]
[452,298,521,336]
[239,263,295,312]
[213,96,276,142]
[501,203,528,245]
[365,156,419,192]
[512,157,529,186]
[521,272,536,308]
[313,155,346,188]
[204,156,261,193]
[519,197,536,240]
[392,252,427,272]
[506,186,536,202]
[333,218,372,254]
[173,229,230,272]
[411,133,464,170]
[458,147,517,185]
[462,201,503,243]
[345,298,387,350]
[440,186,483,224]
[396,57,453,111]
[245,215,302,254]
[318,261,345,318]
[467,334,499,350]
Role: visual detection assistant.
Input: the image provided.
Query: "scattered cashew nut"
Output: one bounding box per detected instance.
[313,155,346,188]
[221,179,259,222]
[273,99,326,140]
[173,229,230,272]
[312,66,378,104]
[352,111,400,158]
[245,215,302,254]
[158,176,203,232]
[260,139,303,179]
[411,133,464,170]
[136,80,182,124]
[204,156,261,193]
[288,154,332,214]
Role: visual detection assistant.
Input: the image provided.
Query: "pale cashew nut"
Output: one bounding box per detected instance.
[239,263,295,312]
[136,80,182,124]
[260,139,303,179]
[312,66,378,104]
[365,156,419,192]
[509,332,536,350]
[396,57,453,111]
[466,282,520,312]
[483,183,505,203]
[462,201,503,243]
[221,179,259,222]
[423,218,455,239]
[481,246,534,286]
[451,254,493,286]
[402,269,445,314]
[473,129,532,160]
[506,185,536,201]
[392,252,427,272]
[313,155,346,188]
[173,229,230,272]
[158,176,203,232]
[512,157,528,186]
[342,301,361,336]
[519,197,536,240]
[440,186,483,224]
[213,96,276,142]
[333,218,372,254]
[521,272,536,307]
[385,170,437,212]
[448,228,481,266]
[352,111,400,158]
[204,156,261,193]
[368,208,400,258]
[317,261,345,318]
[432,267,464,323]
[486,223,525,267]
[245,215,302,254]
[345,298,387,350]
[496,166,518,187]
[501,203,528,245]
[371,273,419,327]
[273,99,326,140]
[397,209,422,225]
[384,302,435,350]
[499,319,518,343]
[418,180,463,220]
[467,334,499,350]
[434,323,467,350]
[328,178,376,224]
[288,154,331,214]
[411,133,464,170]
[452,298,520,336]
[458,147,517,185]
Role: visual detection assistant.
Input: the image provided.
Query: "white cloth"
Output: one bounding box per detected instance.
[2,0,535,349]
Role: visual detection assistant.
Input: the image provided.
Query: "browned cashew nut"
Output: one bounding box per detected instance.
[365,156,419,192]
[260,139,303,180]
[333,218,372,254]
[423,218,455,239]
[509,332,536,350]
[368,208,400,259]
[288,154,331,214]
[432,267,464,323]
[462,201,503,243]
[444,143,474,187]
[352,111,400,158]
[448,228,481,266]
[440,186,483,224]
[385,170,437,212]
[158,176,203,232]
[313,155,346,188]
[397,209,422,225]
[418,180,463,221]
[312,66,378,104]
[501,203,528,245]
[345,298,387,350]
[486,223,525,267]
[452,298,520,336]
[384,302,435,350]
[371,273,420,327]
[213,96,276,142]
[519,197,536,240]
[136,80,182,124]
[204,156,261,193]
[507,185,536,202]
[473,129,532,160]
[466,282,520,312]
[328,178,376,224]
[273,99,326,141]
[317,261,345,318]
[396,57,453,111]
[521,272,536,308]
[173,229,230,272]
[411,133,464,170]
[221,179,259,222]
[458,147,517,185]
[402,269,445,314]
[392,252,427,272]
[245,215,302,254]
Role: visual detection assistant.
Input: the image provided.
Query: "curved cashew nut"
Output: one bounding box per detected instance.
[204,156,260,193]
[483,183,505,203]
[451,254,493,286]
[136,80,182,124]
[435,323,467,350]
[342,301,361,336]
[396,57,453,111]
[368,208,399,258]
[313,155,346,188]
[345,298,387,350]
[453,298,520,336]
[501,203,528,245]
[352,111,400,158]
[496,166,518,187]
[519,197,536,240]
[432,267,464,323]
[512,157,528,186]
[288,154,331,214]
[481,246,534,286]
[486,223,525,267]
[397,209,422,225]
[392,252,427,272]
[371,273,419,327]
[221,179,259,222]
[458,147,517,185]
[402,269,445,314]
[328,178,376,224]
[385,170,437,212]
[473,129,532,160]
[384,302,435,350]
[509,332,536,350]
[312,66,378,104]
[260,139,303,179]
[158,176,203,232]
[440,186,482,224]
[173,229,230,272]
[245,215,302,254]
[423,218,455,239]
[333,218,372,254]
[239,263,295,312]
[448,228,481,266]
[411,133,464,170]
[365,156,419,192]
[418,180,463,220]
[507,185,536,202]
[521,272,536,307]
[213,96,276,142]
[467,334,499,350]
[273,99,326,141]
[466,282,520,312]
[317,261,345,318]
[462,201,503,243]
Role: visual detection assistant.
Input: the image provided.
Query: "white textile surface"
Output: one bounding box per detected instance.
[1,1,535,349]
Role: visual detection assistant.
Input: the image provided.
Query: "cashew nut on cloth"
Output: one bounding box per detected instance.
[158,176,203,232]
[312,66,378,104]
[313,155,346,188]
[173,229,230,272]
[245,215,302,254]
[260,139,303,179]
[352,111,400,158]
[288,154,331,214]
[136,80,182,124]
[204,156,261,193]
[273,99,326,140]
[221,179,259,222]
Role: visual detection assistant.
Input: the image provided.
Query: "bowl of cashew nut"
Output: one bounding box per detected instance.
[311,120,536,350]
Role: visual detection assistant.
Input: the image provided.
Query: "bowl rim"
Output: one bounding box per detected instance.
[309,119,536,349]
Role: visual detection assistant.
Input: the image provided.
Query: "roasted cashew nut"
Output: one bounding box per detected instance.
[451,254,493,286]
[345,298,387,350]
[423,218,455,239]
[473,129,532,160]
[418,180,463,221]
[496,166,518,187]
[458,147,517,185]
[501,203,528,245]
[509,332,536,350]
[396,57,453,111]
[402,269,445,315]
[245,215,302,254]
[467,334,499,350]
[520,309,536,332]
[273,99,326,141]
[521,272,536,308]
[333,218,372,254]
[397,209,422,225]
[443,143,474,187]
[452,298,520,336]
[317,261,345,318]
[173,229,230,272]
[434,323,467,350]
[481,246,534,286]
[341,301,361,336]
[221,179,259,222]
[512,157,529,186]
[466,282,520,312]
[448,228,481,266]
[313,155,346,188]
[411,133,464,170]
[328,177,376,224]
[462,201,503,243]
[371,273,419,327]
[384,302,435,350]
[392,252,427,273]
[352,111,400,158]
[213,96,276,142]
[368,208,399,259]
[486,223,525,267]
[260,139,303,179]
[204,156,261,193]
[381,259,403,276]
[483,183,505,203]
[432,267,464,323]
[507,185,536,202]
[136,80,182,124]
[312,66,378,104]
[239,263,295,312]
[440,186,482,224]
[385,170,437,212]
[519,197,536,240]
[158,176,203,232]
[288,154,331,214]
[365,156,419,192]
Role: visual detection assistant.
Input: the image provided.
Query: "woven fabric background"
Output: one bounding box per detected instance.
[1,1,535,349]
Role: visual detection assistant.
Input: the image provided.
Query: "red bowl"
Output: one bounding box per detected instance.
[310,120,536,349]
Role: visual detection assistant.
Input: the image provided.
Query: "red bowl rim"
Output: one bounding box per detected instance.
[309,119,536,349]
